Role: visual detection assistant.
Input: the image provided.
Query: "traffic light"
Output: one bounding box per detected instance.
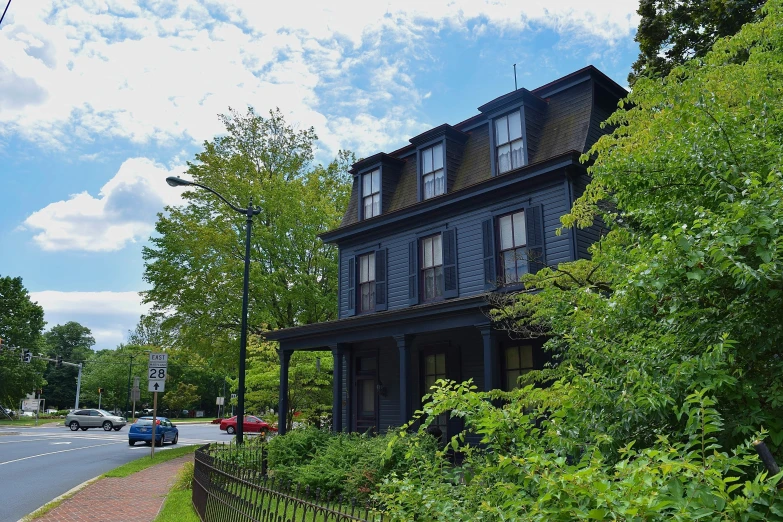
[98,388,103,395]
[22,350,32,363]
[56,355,63,368]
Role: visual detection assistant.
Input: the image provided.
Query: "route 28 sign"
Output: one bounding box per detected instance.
[148,353,168,392]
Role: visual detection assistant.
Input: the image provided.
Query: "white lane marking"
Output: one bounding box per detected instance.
[51,442,72,445]
[0,441,123,466]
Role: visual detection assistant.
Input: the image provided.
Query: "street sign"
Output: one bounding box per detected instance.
[21,399,39,411]
[148,353,168,367]
[216,396,225,405]
[148,353,168,393]
[133,376,140,388]
[231,393,237,399]
[131,388,141,401]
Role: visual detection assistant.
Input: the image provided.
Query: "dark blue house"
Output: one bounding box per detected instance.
[266,66,626,437]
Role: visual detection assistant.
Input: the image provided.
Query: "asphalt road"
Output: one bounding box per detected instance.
[0,421,233,522]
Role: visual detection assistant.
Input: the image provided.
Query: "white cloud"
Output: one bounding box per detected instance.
[24,158,187,252]
[30,290,150,349]
[0,0,639,157]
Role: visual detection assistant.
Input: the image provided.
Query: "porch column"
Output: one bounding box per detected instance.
[330,344,344,433]
[278,350,292,435]
[478,324,498,391]
[394,334,412,427]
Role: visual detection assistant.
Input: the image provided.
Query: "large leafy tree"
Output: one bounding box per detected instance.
[379,2,783,518]
[0,276,46,408]
[81,345,152,412]
[42,322,95,410]
[630,0,766,85]
[142,108,352,367]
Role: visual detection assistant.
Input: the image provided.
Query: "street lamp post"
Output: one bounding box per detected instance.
[166,176,260,445]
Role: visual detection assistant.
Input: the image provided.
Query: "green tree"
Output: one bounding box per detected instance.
[142,107,352,368]
[161,383,200,417]
[630,0,766,85]
[243,338,332,430]
[0,276,46,408]
[42,322,95,410]
[81,345,152,412]
[127,313,168,348]
[379,2,783,518]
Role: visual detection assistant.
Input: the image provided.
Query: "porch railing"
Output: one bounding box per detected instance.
[192,443,382,522]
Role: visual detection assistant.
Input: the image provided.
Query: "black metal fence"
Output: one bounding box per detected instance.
[192,443,383,522]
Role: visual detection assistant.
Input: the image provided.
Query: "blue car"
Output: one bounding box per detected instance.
[128,416,179,446]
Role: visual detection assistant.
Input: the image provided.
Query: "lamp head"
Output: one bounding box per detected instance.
[166,176,192,187]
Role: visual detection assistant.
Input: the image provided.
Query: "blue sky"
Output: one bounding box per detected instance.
[0,0,640,349]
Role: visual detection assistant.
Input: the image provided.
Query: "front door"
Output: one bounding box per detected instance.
[422,352,448,437]
[354,355,378,433]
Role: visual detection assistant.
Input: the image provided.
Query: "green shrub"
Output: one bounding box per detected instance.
[265,427,437,500]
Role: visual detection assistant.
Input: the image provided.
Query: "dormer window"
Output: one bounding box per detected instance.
[421,144,444,199]
[362,169,380,219]
[495,110,524,174]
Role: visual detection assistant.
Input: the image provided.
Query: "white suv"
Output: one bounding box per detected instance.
[65,409,127,431]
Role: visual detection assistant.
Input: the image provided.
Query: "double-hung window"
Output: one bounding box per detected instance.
[359,252,376,313]
[421,234,443,301]
[362,169,380,219]
[498,209,527,283]
[495,110,524,174]
[504,345,534,391]
[421,144,444,199]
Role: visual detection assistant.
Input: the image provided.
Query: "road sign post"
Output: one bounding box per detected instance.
[147,353,167,458]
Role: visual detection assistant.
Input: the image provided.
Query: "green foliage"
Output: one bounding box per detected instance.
[243,338,332,430]
[378,2,783,519]
[630,0,766,85]
[265,427,437,500]
[161,383,200,415]
[42,322,94,410]
[142,107,352,373]
[0,275,46,407]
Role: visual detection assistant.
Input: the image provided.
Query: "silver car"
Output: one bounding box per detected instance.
[65,409,127,431]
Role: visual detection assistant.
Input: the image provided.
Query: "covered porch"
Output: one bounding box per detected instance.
[266,296,547,437]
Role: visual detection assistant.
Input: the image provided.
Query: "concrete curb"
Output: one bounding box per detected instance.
[17,475,103,522]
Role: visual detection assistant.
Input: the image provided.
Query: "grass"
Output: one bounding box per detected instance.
[154,461,199,522]
[0,417,54,426]
[104,444,198,478]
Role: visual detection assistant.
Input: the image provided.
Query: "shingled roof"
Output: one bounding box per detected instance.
[334,66,625,232]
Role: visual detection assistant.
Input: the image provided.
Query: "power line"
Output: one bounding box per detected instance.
[0,0,11,27]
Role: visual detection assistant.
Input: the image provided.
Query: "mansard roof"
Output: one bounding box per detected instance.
[329,65,626,239]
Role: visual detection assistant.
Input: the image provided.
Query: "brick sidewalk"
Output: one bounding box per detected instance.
[34,454,193,522]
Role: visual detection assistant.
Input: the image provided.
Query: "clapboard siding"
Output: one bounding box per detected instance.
[377,340,399,433]
[339,177,573,316]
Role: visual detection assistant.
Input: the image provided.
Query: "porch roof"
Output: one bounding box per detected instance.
[264,294,495,350]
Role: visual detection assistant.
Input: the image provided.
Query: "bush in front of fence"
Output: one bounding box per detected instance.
[265,426,438,500]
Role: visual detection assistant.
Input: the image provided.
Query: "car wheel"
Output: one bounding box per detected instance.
[226,426,235,434]
[155,437,163,447]
[128,440,135,446]
[81,427,88,431]
[113,427,122,431]
[69,421,79,431]
[102,421,113,431]
[145,441,152,446]
[172,434,178,445]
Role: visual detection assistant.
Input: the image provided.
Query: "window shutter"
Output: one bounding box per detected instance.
[345,255,356,317]
[408,240,419,305]
[482,218,496,289]
[375,248,387,311]
[442,229,458,298]
[525,205,546,274]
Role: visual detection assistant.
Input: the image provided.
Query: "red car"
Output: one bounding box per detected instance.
[219,415,277,435]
